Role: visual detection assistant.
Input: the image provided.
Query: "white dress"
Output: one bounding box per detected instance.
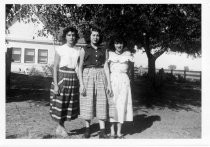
[108,51,133,123]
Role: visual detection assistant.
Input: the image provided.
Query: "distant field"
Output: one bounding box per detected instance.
[134,68,201,82]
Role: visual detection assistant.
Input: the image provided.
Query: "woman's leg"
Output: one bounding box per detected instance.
[83,120,91,138]
[98,119,108,138]
[110,122,115,136]
[99,119,105,129]
[56,120,68,137]
[117,122,123,137]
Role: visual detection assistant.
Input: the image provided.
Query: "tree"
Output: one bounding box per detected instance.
[6,4,201,79]
[184,66,190,71]
[168,65,177,70]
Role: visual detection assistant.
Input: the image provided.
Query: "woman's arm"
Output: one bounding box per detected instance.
[104,49,112,95]
[53,51,60,94]
[78,48,86,95]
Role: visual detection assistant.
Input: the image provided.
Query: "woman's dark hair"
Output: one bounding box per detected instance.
[109,36,127,51]
[83,25,103,45]
[61,27,79,45]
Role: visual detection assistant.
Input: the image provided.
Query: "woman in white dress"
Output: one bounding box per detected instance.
[108,37,133,138]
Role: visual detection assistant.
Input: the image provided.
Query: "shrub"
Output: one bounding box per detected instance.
[164,73,177,83]
[177,74,186,83]
[28,67,43,76]
[42,64,53,77]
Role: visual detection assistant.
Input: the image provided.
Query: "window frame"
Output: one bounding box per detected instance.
[11,47,21,63]
[38,49,48,64]
[24,48,35,63]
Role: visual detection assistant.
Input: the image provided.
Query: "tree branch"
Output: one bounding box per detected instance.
[153,48,167,59]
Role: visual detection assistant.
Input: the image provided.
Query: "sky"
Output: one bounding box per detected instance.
[134,50,201,71]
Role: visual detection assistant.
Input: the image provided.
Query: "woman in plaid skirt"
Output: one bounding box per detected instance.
[78,26,112,138]
[50,27,80,137]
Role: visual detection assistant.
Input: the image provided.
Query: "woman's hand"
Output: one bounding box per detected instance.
[54,84,59,95]
[106,84,113,97]
[80,84,86,96]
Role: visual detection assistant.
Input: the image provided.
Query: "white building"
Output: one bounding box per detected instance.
[6,16,85,74]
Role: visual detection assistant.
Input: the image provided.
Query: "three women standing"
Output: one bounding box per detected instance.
[50,26,133,139]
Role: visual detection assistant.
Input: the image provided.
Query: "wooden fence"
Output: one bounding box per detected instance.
[134,67,201,82]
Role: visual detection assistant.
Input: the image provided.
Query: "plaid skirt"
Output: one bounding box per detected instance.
[50,68,79,122]
[80,68,115,120]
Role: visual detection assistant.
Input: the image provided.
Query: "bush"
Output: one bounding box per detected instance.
[28,66,53,77]
[164,73,177,83]
[42,64,53,77]
[177,74,186,83]
[28,67,43,76]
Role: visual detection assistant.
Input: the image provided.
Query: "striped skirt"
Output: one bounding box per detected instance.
[50,68,79,122]
[80,68,115,120]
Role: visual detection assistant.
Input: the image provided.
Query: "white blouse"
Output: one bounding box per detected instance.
[108,51,134,63]
[55,44,80,69]
[108,51,134,73]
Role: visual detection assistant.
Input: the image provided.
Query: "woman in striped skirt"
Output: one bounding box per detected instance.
[78,26,113,138]
[50,27,80,137]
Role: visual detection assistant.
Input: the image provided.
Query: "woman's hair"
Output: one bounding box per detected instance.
[83,25,103,45]
[61,27,79,44]
[109,36,127,51]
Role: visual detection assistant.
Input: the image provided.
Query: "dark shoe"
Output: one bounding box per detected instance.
[99,129,109,139]
[109,135,117,139]
[82,128,90,138]
[116,135,125,139]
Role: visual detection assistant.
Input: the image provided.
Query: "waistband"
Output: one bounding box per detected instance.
[84,65,104,69]
[59,66,75,71]
[59,66,76,73]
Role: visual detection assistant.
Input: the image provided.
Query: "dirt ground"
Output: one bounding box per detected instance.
[6,74,201,139]
[6,100,201,139]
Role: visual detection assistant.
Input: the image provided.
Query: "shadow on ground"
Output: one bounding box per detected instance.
[6,73,52,105]
[6,89,50,106]
[69,114,161,137]
[122,114,161,136]
[7,73,201,111]
[70,123,100,137]
[133,78,201,111]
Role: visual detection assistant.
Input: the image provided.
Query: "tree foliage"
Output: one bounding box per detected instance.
[6,4,201,77]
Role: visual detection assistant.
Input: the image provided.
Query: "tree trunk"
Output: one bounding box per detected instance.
[6,47,12,94]
[148,56,156,79]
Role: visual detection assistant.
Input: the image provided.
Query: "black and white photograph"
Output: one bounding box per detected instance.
[1,0,210,147]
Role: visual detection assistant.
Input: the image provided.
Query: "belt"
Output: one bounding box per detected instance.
[59,66,75,71]
[84,65,104,68]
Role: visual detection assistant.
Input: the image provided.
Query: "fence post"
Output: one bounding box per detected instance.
[171,69,173,75]
[200,71,201,83]
[6,47,12,94]
[184,70,186,81]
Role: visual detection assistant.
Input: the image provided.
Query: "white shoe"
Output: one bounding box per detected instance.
[55,126,68,137]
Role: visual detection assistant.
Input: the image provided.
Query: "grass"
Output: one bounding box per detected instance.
[6,72,201,139]
[132,78,201,110]
[7,73,201,110]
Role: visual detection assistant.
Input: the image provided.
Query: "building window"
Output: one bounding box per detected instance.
[12,48,21,63]
[24,48,35,63]
[38,49,48,64]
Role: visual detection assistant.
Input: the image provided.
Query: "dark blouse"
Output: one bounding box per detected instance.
[83,44,106,68]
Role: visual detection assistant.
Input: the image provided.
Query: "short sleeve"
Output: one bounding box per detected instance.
[125,51,134,62]
[107,51,114,62]
[55,46,62,56]
[120,51,134,62]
